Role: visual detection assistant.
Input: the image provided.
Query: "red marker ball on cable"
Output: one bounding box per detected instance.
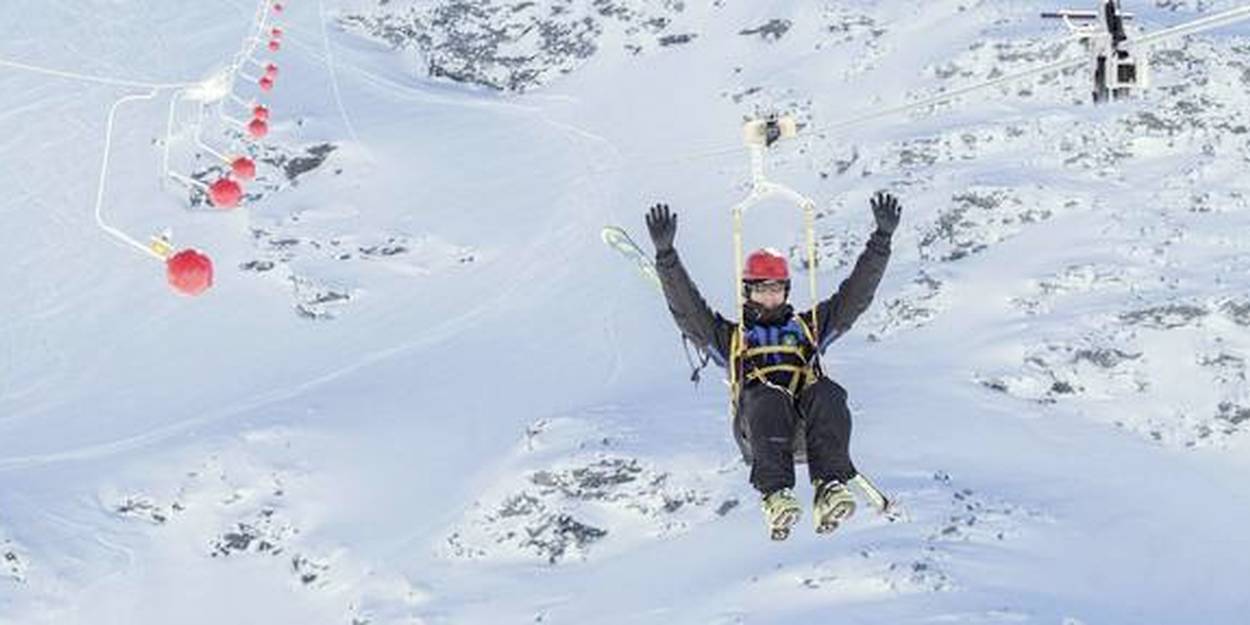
[231,157,256,181]
[167,249,214,296]
[208,178,243,209]
[247,118,269,139]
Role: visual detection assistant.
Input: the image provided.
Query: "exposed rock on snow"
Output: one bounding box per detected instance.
[443,418,730,564]
[210,508,300,559]
[444,453,717,564]
[339,0,692,92]
[189,142,339,208]
[101,434,437,624]
[746,471,1049,601]
[241,222,476,320]
[108,445,324,589]
[1,533,26,584]
[980,296,1250,447]
[739,19,792,42]
[868,270,947,341]
[918,187,1072,263]
[1010,264,1139,316]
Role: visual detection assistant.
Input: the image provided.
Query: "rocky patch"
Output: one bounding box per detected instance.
[918,186,1077,263]
[981,297,1250,447]
[978,328,1149,404]
[444,454,718,564]
[210,507,300,560]
[107,442,323,590]
[2,533,26,584]
[1010,264,1137,316]
[868,271,947,341]
[239,224,476,321]
[739,19,792,43]
[188,142,339,208]
[340,0,691,92]
[751,471,1048,601]
[818,7,889,77]
[102,433,431,624]
[443,417,732,564]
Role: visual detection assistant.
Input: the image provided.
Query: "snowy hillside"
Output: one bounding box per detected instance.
[3,0,1250,623]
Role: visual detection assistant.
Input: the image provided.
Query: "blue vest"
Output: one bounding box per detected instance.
[736,314,820,394]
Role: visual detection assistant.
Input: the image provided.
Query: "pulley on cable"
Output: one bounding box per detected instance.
[1044,0,1147,103]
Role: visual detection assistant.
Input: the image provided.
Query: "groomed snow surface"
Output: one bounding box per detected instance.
[2,0,1250,623]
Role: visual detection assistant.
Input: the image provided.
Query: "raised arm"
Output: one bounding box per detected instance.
[807,192,901,350]
[646,204,735,365]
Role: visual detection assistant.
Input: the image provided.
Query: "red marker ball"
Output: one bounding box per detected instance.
[167,249,214,296]
[231,156,256,181]
[247,118,269,139]
[208,178,243,209]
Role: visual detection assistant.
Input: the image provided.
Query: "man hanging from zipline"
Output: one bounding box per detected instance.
[645,193,900,540]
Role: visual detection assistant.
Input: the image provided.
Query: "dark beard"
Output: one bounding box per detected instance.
[744,300,793,326]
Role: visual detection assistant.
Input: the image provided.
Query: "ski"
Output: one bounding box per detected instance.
[601,225,661,290]
[850,473,901,520]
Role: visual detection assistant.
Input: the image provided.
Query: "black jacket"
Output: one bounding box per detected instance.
[655,232,892,387]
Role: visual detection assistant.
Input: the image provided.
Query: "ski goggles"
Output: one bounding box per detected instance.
[745,280,789,295]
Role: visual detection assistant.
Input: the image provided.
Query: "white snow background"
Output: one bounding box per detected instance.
[2,0,1250,623]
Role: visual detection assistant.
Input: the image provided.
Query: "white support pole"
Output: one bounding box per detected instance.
[161,90,185,188]
[95,90,167,261]
[195,139,232,164]
[167,171,209,191]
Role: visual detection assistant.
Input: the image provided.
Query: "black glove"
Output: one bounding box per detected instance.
[646,203,677,253]
[870,191,902,237]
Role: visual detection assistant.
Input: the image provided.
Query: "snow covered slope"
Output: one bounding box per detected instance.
[2,0,1250,623]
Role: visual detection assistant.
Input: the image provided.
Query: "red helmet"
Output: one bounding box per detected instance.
[743,248,789,281]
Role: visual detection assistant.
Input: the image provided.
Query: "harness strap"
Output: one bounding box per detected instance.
[794,315,821,386]
[729,327,743,411]
[681,335,713,384]
[734,314,824,398]
[741,345,807,358]
[745,364,808,395]
[744,364,809,380]
[795,315,818,347]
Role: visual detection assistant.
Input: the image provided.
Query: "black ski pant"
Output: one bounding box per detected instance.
[740,377,857,495]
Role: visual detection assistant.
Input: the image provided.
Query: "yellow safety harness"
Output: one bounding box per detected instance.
[728,313,821,403]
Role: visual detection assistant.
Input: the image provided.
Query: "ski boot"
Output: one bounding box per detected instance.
[813,479,856,534]
[762,488,801,541]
